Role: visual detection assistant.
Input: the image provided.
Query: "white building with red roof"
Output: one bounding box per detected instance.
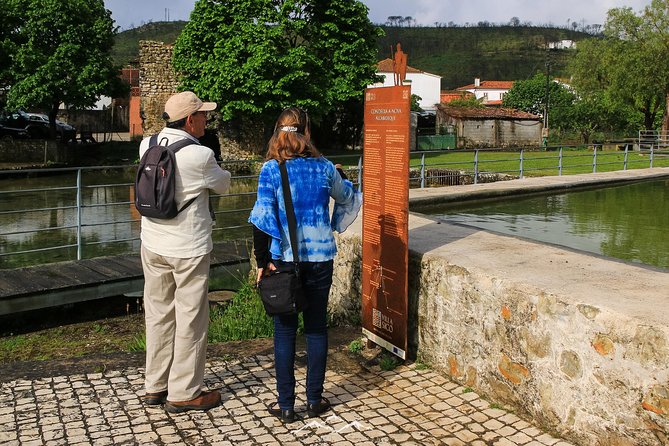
[368,58,442,111]
[456,78,515,106]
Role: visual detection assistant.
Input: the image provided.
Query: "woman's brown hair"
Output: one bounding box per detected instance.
[265,107,321,162]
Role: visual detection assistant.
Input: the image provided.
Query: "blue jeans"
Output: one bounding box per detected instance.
[273,260,333,410]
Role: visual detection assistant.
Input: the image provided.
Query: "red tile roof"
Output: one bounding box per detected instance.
[377,58,422,73]
[457,80,515,90]
[436,105,541,120]
[440,91,475,104]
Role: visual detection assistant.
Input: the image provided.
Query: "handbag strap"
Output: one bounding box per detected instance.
[279,161,300,264]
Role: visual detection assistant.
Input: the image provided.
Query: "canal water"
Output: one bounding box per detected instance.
[423,178,669,270]
[0,168,256,268]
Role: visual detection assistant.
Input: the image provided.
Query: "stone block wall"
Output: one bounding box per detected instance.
[139,40,180,135]
[138,40,266,157]
[331,216,669,446]
[459,119,542,148]
[0,139,66,164]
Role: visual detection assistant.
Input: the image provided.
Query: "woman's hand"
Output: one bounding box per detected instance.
[256,262,277,285]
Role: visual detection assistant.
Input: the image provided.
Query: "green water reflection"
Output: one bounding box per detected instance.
[0,168,256,268]
[424,179,669,269]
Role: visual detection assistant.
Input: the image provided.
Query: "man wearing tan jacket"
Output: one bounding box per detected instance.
[139,91,231,413]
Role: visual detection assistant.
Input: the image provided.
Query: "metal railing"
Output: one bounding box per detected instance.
[410,144,669,187]
[1,146,667,268]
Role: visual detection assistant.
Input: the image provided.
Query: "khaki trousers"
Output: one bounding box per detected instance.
[141,245,210,402]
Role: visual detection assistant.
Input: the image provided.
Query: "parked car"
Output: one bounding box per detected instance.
[27,113,77,143]
[0,124,29,140]
[0,110,50,139]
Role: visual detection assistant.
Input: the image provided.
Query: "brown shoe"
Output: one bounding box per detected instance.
[164,390,221,413]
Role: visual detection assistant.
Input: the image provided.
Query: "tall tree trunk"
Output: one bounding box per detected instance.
[48,104,59,139]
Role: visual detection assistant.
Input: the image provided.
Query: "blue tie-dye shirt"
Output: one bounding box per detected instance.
[249,157,361,262]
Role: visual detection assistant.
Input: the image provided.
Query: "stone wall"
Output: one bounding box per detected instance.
[450,118,542,148]
[330,212,669,446]
[138,40,266,158]
[139,40,180,135]
[0,139,66,164]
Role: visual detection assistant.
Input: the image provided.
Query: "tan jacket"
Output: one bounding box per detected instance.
[139,128,231,258]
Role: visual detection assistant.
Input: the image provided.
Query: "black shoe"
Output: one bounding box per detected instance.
[306,397,331,418]
[142,390,168,406]
[267,402,296,423]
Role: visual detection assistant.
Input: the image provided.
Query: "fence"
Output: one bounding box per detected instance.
[416,134,456,150]
[639,130,669,150]
[1,145,668,268]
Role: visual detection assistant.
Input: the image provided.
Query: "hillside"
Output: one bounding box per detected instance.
[113,22,594,89]
[379,26,592,89]
[112,21,187,66]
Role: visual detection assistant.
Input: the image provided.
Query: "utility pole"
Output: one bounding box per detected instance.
[544,60,550,129]
[542,49,553,148]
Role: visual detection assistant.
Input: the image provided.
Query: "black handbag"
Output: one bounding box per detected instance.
[258,162,307,316]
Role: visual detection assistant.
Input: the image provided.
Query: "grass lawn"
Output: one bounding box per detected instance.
[330,149,669,177]
[415,149,669,176]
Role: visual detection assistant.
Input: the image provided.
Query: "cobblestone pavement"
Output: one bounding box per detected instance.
[0,352,575,446]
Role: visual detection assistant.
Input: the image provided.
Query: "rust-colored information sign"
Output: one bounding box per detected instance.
[361,85,411,359]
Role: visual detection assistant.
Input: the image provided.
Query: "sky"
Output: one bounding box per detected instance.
[105,0,653,31]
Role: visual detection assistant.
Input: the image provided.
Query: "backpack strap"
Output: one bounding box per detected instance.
[166,138,194,153]
[165,137,200,214]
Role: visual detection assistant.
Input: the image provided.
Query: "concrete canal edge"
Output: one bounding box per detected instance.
[327,168,669,446]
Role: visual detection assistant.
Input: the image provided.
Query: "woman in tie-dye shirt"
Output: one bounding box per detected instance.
[249,107,361,423]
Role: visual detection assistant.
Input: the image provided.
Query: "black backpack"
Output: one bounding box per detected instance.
[134,135,196,219]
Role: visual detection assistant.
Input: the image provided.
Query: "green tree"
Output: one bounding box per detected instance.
[0,0,20,97]
[172,0,382,138]
[4,0,124,134]
[569,1,669,131]
[410,94,423,111]
[502,73,576,128]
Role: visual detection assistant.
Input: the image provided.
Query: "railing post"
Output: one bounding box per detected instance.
[474,150,479,185]
[420,153,425,188]
[519,149,524,179]
[593,145,597,173]
[558,147,563,176]
[357,156,363,191]
[76,169,82,260]
[650,144,654,168]
[624,145,629,170]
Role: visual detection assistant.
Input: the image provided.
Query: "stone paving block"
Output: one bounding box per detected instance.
[509,430,534,444]
[443,437,467,446]
[483,418,505,430]
[455,428,479,443]
[498,425,518,437]
[534,433,560,445]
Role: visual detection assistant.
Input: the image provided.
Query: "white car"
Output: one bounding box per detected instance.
[27,113,77,142]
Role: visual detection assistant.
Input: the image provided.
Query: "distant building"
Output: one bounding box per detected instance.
[369,59,442,111]
[548,40,576,50]
[436,105,542,148]
[119,67,142,137]
[456,78,515,106]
